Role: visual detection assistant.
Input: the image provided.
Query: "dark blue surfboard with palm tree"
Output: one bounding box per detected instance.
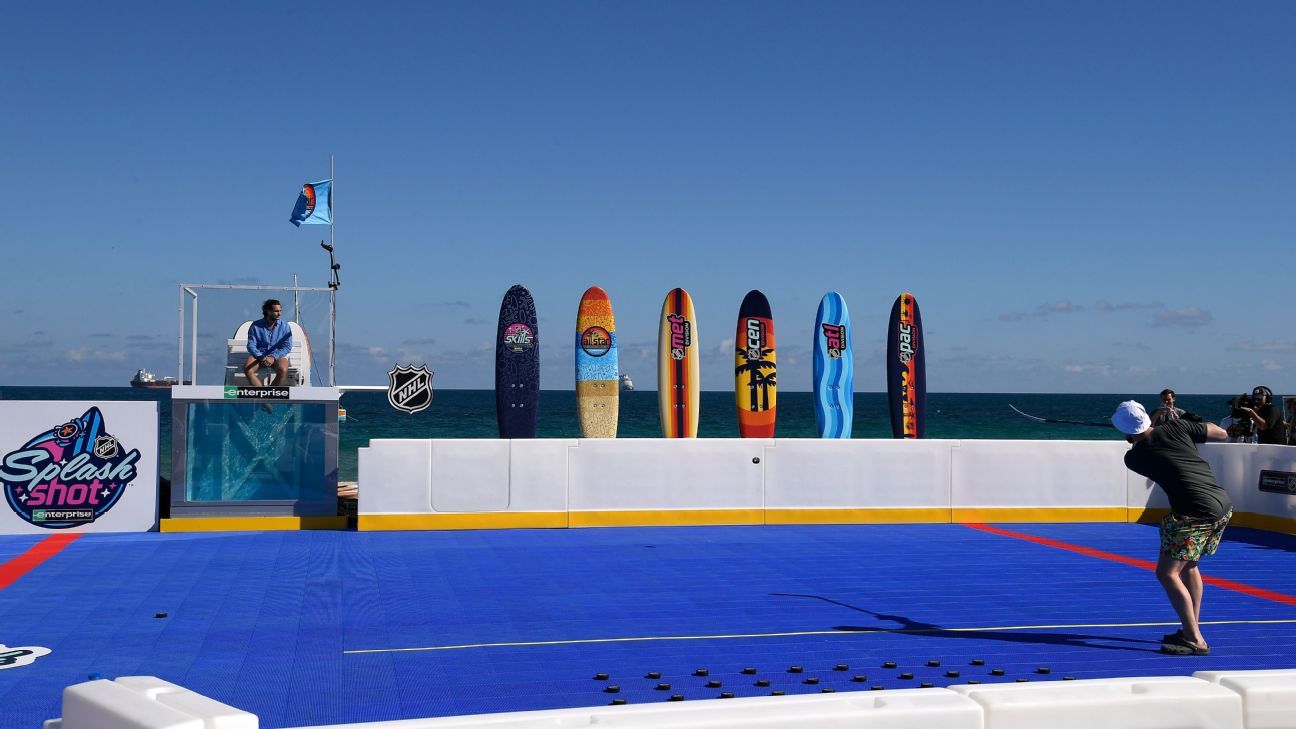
[495,284,539,438]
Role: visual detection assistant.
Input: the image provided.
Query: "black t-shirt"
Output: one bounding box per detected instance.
[1256,402,1286,445]
[1123,420,1231,520]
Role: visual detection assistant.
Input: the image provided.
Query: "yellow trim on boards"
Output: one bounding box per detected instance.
[765,508,949,525]
[1230,511,1296,536]
[160,516,348,533]
[344,506,1294,536]
[359,512,568,531]
[569,509,763,528]
[1128,507,1170,524]
[953,507,1128,524]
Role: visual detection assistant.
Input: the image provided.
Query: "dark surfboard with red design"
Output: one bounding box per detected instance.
[886,292,925,439]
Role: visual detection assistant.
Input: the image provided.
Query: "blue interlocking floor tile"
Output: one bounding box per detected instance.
[0,524,1293,727]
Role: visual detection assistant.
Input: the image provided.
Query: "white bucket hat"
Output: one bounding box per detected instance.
[1111,400,1151,435]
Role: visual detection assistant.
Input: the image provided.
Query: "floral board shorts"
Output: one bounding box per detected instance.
[1159,510,1232,562]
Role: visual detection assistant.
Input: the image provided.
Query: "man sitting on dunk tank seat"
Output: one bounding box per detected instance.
[244,299,292,386]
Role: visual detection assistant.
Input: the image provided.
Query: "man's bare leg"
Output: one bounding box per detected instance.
[1181,561,1203,624]
[243,356,263,386]
[271,357,290,386]
[1156,553,1206,647]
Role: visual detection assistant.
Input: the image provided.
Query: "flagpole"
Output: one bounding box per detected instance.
[329,154,336,387]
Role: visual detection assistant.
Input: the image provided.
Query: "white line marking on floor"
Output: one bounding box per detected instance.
[344,618,1296,654]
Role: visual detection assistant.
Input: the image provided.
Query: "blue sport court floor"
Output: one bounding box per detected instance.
[2,523,1296,728]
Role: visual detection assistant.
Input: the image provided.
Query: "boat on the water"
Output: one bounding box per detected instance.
[619,373,634,391]
[130,368,179,388]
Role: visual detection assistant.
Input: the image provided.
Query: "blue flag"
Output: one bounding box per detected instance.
[289,179,332,226]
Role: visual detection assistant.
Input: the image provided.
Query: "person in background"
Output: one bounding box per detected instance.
[1286,398,1296,445]
[243,299,293,386]
[1112,400,1231,656]
[1238,386,1284,445]
[1150,389,1185,427]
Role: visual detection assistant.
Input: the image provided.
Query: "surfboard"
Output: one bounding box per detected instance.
[813,291,853,438]
[576,286,619,438]
[658,288,700,438]
[495,284,539,438]
[734,289,776,437]
[886,292,925,439]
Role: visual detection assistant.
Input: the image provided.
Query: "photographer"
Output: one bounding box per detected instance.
[1243,386,1285,445]
[1151,389,1185,426]
[1222,394,1259,443]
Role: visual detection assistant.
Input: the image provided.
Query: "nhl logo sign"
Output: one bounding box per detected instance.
[387,364,434,414]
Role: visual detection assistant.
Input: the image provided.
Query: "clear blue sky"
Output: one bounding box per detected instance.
[2,2,1292,393]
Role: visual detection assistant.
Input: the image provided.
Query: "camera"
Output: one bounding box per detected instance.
[1228,394,1254,420]
[1226,394,1255,439]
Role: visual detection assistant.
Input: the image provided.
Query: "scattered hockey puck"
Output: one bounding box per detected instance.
[927,660,941,667]
[742,667,757,675]
[834,663,849,671]
[694,668,709,677]
[852,675,868,683]
[755,679,770,687]
[883,661,897,669]
[946,670,960,678]
[594,673,609,681]
[610,698,627,706]
[604,685,620,694]
[646,671,661,680]
[788,665,803,673]
[705,680,721,688]
[1036,667,1051,675]
[970,659,985,666]
[719,692,734,699]
[804,677,819,685]
[991,669,1006,676]
[655,683,671,691]
[668,694,684,702]
[899,672,914,680]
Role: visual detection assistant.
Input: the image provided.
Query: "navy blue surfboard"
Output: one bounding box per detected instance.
[886,292,925,439]
[813,291,853,438]
[496,284,539,438]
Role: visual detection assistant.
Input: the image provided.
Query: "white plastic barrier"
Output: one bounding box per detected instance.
[949,675,1242,729]
[280,688,981,729]
[48,676,255,729]
[55,672,1296,729]
[1194,669,1296,729]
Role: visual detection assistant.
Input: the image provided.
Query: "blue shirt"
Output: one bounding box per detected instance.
[247,318,292,359]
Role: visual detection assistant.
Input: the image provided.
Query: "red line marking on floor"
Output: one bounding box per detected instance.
[965,523,1296,608]
[0,534,81,590]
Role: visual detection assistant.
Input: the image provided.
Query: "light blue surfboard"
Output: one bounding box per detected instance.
[813,291,854,438]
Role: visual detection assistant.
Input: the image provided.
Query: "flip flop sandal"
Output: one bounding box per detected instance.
[1161,629,1183,643]
[1160,634,1209,656]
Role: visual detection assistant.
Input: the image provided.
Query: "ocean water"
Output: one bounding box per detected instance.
[0,387,1245,481]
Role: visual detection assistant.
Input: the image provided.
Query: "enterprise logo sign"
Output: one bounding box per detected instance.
[224,387,290,400]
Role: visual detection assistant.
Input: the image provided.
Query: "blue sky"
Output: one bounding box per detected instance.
[1,2,1292,393]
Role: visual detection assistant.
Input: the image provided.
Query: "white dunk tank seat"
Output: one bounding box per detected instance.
[224,320,312,386]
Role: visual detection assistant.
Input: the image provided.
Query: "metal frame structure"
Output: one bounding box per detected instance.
[178,282,337,387]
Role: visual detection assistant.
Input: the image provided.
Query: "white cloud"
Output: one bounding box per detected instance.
[66,347,126,363]
[1153,306,1211,328]
[1231,340,1294,353]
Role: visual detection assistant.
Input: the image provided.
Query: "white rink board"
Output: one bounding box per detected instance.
[359,438,1296,526]
[0,400,158,535]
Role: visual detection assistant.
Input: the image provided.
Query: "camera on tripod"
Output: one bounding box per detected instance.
[1226,394,1255,438]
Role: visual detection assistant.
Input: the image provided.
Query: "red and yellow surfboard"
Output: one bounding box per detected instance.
[734,289,776,437]
[658,288,700,438]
